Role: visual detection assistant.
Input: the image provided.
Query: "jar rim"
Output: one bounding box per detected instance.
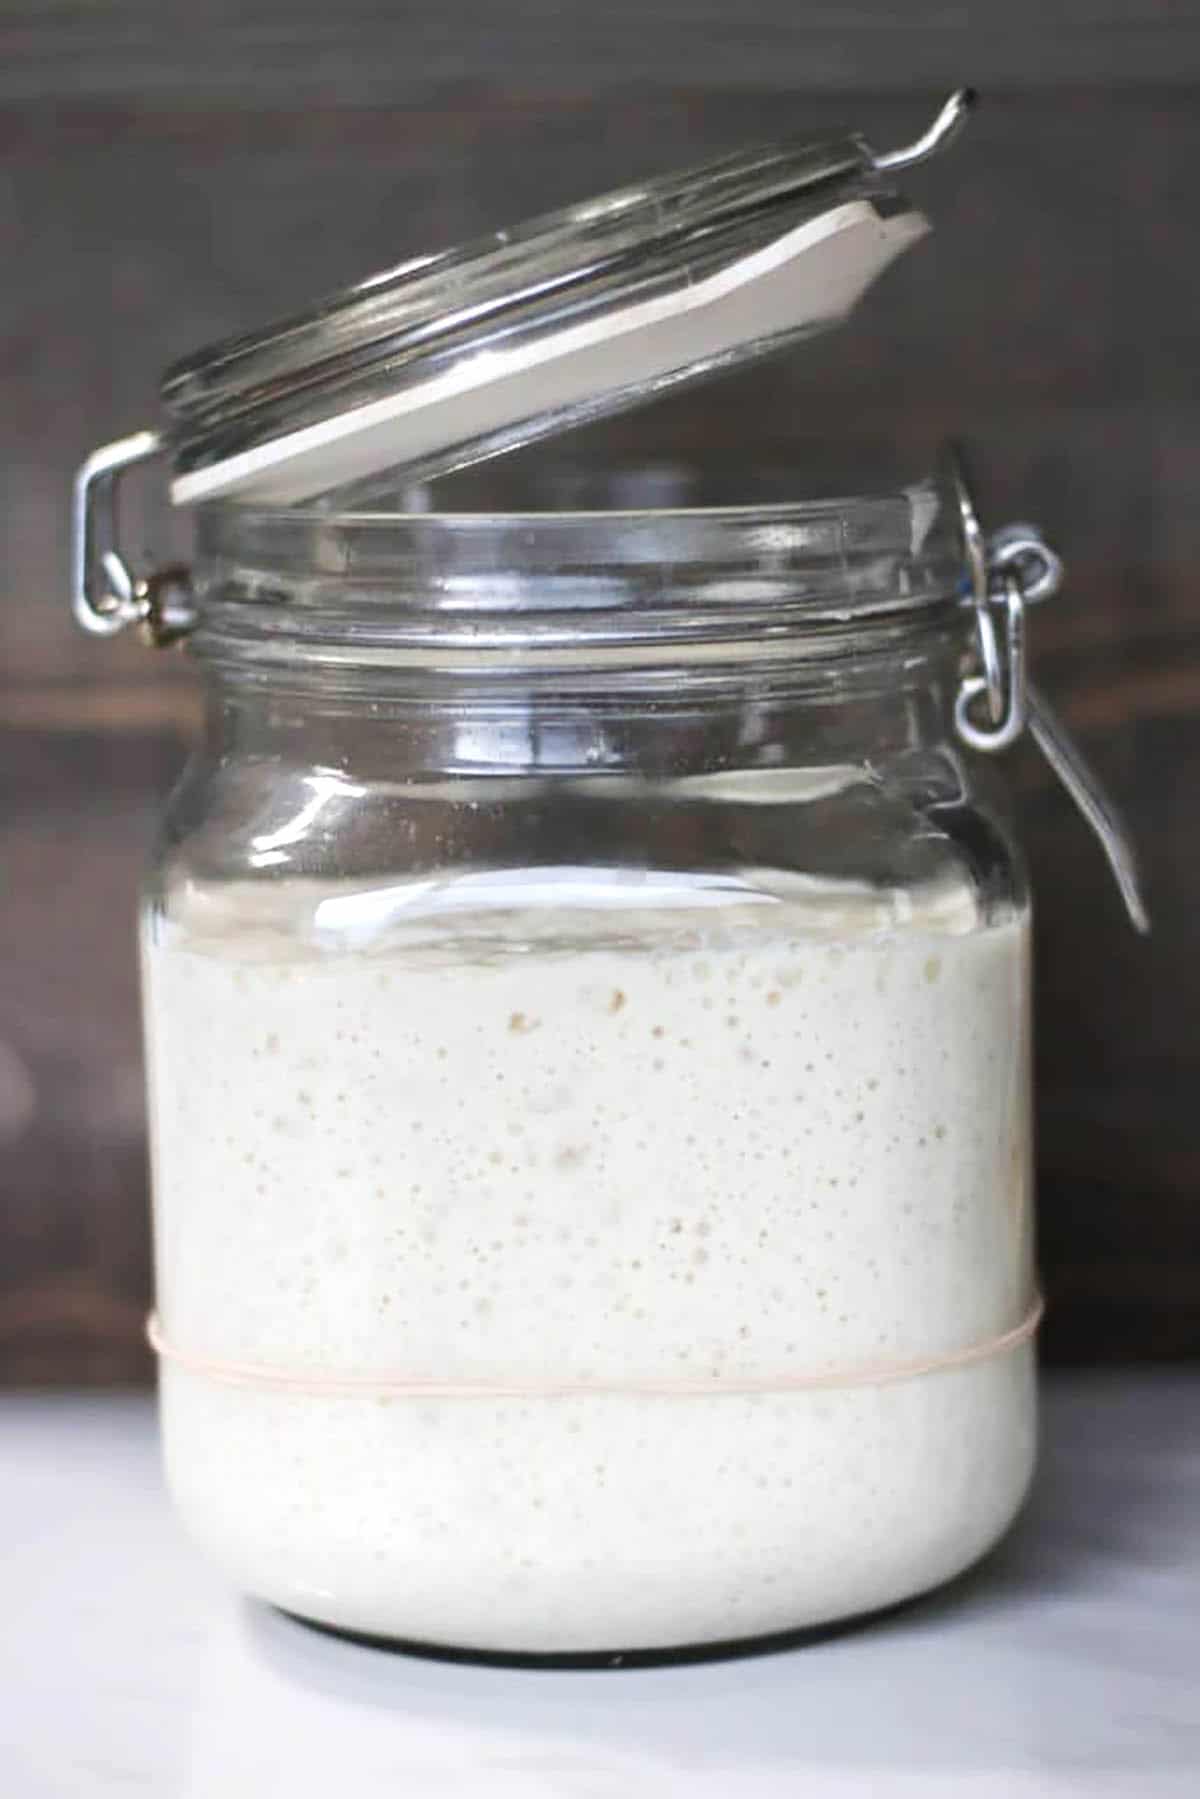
[190,470,968,671]
[223,483,935,529]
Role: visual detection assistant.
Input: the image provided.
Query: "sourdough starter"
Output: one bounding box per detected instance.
[144,875,1035,1651]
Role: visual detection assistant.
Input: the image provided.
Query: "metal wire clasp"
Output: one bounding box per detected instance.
[954,522,1062,753]
[71,431,195,647]
[949,449,1149,933]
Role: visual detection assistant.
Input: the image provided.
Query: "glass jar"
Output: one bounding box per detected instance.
[139,472,1039,1656]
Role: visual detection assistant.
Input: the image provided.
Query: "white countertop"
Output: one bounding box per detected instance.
[3,1373,1198,1798]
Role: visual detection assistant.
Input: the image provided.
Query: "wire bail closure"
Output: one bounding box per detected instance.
[949,449,1149,933]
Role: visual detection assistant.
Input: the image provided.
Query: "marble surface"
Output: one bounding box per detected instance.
[3,1373,1198,1797]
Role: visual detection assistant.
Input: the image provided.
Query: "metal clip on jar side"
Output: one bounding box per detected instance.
[71,431,195,647]
[950,451,1149,934]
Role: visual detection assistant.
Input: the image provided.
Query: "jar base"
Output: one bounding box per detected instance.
[276,1590,922,1670]
[162,1346,1037,1657]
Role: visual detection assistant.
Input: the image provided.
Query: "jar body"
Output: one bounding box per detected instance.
[142,495,1036,1655]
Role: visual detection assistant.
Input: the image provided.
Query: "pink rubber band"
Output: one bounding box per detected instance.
[147,1295,1043,1399]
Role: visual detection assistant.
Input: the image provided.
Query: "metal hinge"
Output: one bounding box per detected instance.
[71,431,196,648]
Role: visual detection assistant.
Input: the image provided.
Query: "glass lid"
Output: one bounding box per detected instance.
[160,90,974,508]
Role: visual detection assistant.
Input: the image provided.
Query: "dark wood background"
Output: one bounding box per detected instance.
[2,3,1198,1381]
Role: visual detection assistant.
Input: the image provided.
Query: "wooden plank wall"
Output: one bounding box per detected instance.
[2,4,1198,1380]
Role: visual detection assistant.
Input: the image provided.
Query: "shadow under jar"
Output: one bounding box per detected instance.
[141,474,1036,1657]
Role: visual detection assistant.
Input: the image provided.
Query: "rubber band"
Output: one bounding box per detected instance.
[147,1294,1042,1399]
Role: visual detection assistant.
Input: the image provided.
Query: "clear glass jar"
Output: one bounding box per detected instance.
[141,472,1036,1657]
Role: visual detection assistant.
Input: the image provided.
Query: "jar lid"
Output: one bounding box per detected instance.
[160,91,974,508]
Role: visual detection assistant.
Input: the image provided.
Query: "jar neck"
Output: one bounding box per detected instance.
[188,479,967,777]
